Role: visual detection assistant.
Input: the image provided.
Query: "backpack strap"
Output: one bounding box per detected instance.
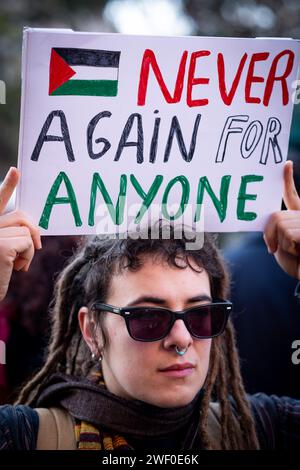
[35,402,242,450]
[207,401,249,449]
[35,407,77,450]
[207,402,223,449]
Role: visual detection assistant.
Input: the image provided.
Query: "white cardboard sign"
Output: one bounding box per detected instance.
[17,28,300,235]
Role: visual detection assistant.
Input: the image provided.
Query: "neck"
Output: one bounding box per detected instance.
[36,372,204,439]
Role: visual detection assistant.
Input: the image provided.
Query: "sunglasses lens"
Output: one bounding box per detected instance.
[128,310,171,341]
[187,305,228,338]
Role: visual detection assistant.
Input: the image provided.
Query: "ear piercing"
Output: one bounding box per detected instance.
[91,351,103,362]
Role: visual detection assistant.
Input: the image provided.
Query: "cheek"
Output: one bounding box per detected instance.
[104,316,152,366]
[195,339,212,371]
[202,339,212,356]
[105,319,158,376]
[104,315,127,353]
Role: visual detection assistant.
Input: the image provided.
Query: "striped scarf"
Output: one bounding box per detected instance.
[36,369,203,451]
[74,370,132,450]
[75,421,132,450]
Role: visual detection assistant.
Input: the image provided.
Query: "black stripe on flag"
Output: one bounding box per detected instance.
[53,48,120,68]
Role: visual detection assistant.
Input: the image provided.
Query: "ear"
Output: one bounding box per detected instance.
[78,306,96,353]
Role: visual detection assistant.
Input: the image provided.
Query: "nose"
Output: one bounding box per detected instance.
[162,318,192,352]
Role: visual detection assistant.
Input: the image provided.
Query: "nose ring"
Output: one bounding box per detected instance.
[175,346,187,356]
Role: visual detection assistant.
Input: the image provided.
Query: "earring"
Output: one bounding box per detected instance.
[91,351,103,362]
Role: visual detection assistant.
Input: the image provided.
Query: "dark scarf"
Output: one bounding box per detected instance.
[36,372,204,449]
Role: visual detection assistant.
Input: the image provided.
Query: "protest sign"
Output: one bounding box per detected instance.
[17,28,300,235]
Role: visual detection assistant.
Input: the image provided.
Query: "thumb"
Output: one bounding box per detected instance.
[0,167,20,215]
[283,160,300,210]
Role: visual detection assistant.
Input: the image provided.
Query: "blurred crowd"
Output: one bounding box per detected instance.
[0,236,81,402]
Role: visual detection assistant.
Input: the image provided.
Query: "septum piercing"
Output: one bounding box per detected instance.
[175,346,187,356]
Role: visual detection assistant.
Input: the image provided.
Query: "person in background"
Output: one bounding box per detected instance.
[224,155,300,398]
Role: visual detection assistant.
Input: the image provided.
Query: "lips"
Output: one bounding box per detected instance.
[159,362,195,378]
[159,362,195,372]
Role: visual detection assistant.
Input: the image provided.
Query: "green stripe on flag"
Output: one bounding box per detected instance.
[51,80,118,96]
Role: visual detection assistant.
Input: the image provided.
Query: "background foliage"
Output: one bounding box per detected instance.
[0,0,299,176]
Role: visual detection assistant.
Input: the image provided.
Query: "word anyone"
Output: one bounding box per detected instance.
[38,171,263,229]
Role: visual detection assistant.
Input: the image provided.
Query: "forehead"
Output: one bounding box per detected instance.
[107,256,211,305]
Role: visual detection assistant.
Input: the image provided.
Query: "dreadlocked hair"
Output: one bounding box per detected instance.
[16,224,259,449]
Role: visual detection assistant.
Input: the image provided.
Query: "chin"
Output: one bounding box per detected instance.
[151,390,197,408]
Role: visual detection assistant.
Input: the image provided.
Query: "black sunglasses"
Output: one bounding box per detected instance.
[91,300,232,342]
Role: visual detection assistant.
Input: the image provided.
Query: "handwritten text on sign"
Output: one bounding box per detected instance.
[17,30,300,234]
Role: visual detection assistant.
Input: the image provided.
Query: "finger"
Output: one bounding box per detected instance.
[283,161,300,210]
[0,226,36,268]
[263,211,290,253]
[14,237,35,271]
[0,235,35,271]
[0,210,42,250]
[10,237,34,271]
[277,227,300,257]
[263,211,300,253]
[0,262,13,301]
[0,226,34,239]
[0,167,20,215]
[14,254,33,272]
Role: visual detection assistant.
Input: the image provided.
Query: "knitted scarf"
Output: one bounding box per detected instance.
[75,419,131,450]
[36,369,204,451]
[75,371,132,450]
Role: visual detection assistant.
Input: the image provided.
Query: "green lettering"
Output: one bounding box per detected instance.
[162,176,190,220]
[89,173,127,226]
[237,174,264,221]
[39,172,82,230]
[194,175,231,222]
[130,174,163,223]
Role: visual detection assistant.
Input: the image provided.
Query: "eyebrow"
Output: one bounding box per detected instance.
[126,294,212,307]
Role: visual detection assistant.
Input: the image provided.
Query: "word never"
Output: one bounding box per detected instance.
[137,48,295,107]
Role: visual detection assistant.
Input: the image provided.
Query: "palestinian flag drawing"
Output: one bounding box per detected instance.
[49,47,121,97]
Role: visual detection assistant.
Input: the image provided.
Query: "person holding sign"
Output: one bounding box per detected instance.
[0,162,299,450]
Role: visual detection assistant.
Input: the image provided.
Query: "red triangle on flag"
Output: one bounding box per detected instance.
[49,49,76,94]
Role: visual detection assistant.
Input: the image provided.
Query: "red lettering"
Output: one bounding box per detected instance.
[137,48,296,108]
[137,49,188,106]
[263,50,295,106]
[245,52,269,104]
[187,51,210,107]
[218,52,247,105]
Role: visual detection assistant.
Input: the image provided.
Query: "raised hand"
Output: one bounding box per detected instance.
[264,160,300,279]
[0,167,42,301]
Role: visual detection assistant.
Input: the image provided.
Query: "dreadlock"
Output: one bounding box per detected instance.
[16,225,259,449]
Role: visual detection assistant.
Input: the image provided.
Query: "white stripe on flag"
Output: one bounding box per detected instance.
[71,66,118,81]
